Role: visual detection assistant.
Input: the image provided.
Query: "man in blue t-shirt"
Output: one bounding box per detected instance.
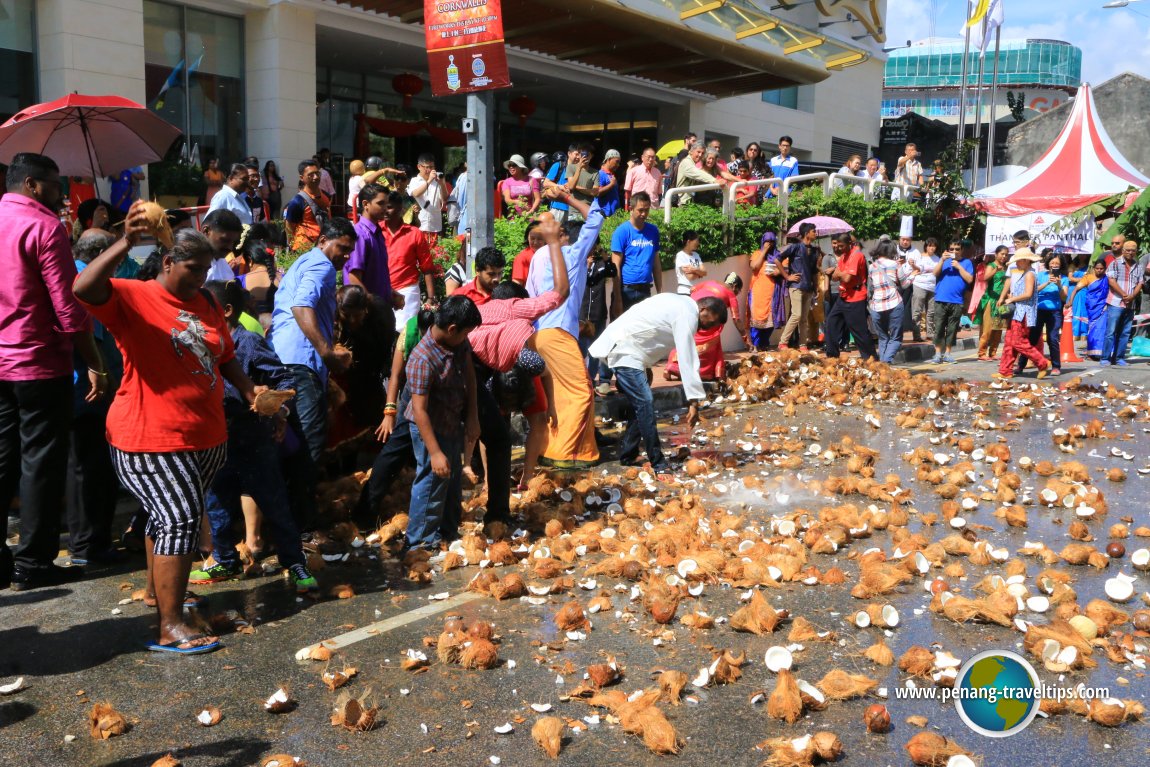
[929,239,975,364]
[597,149,621,217]
[767,136,799,198]
[609,191,660,315]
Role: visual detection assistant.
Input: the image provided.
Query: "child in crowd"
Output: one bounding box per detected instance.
[404,295,482,555]
[993,248,1050,381]
[191,280,318,593]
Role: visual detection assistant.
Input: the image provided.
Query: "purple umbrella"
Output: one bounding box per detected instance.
[787,215,854,238]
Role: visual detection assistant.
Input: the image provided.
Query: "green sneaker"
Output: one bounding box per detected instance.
[288,564,318,593]
[188,561,242,585]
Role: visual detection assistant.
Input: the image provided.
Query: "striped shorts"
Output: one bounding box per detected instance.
[111,445,227,556]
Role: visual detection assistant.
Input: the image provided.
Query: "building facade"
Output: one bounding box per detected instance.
[2,0,890,192]
[881,37,1082,126]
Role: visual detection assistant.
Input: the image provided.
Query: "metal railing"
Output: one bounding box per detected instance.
[663,182,725,223]
[866,178,922,201]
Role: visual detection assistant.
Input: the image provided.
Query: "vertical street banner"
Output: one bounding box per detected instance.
[425,0,512,97]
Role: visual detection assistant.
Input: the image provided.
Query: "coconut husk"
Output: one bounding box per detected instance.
[554,601,589,631]
[759,735,816,767]
[810,731,842,761]
[436,631,462,664]
[262,755,306,767]
[1084,599,1129,632]
[467,570,499,595]
[138,200,174,248]
[151,755,182,767]
[681,608,715,629]
[532,557,565,579]
[89,702,128,739]
[904,732,970,766]
[730,590,782,634]
[815,669,877,700]
[1086,698,1139,727]
[629,705,682,755]
[532,716,564,758]
[713,650,744,685]
[330,694,378,731]
[459,638,499,669]
[788,616,834,642]
[658,670,688,705]
[252,388,296,417]
[767,669,803,723]
[486,540,519,566]
[863,638,895,666]
[939,595,1014,627]
[898,646,935,678]
[587,663,620,688]
[648,595,680,624]
[489,572,526,600]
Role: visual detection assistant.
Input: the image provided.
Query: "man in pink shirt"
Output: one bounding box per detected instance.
[0,152,106,590]
[465,218,565,526]
[624,148,663,208]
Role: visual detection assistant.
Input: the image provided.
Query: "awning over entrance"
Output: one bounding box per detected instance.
[339,0,874,98]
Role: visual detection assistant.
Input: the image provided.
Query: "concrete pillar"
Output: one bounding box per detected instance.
[656,99,708,146]
[36,0,147,195]
[36,0,147,102]
[466,92,495,250]
[245,2,317,182]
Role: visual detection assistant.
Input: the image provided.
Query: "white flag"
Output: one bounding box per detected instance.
[979,0,1004,53]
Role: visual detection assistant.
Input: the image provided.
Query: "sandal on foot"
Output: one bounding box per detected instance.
[146,634,221,655]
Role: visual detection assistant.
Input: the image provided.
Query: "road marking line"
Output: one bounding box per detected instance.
[296,592,484,657]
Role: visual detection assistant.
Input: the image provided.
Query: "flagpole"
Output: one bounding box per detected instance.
[984,27,1002,188]
[970,17,988,192]
[957,0,974,154]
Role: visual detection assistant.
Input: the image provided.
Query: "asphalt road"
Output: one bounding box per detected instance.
[1,359,1148,767]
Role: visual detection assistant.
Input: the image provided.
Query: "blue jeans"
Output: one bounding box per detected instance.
[614,367,664,468]
[286,365,327,462]
[871,304,904,363]
[1103,304,1135,363]
[580,317,612,384]
[622,284,652,311]
[407,424,463,550]
[205,421,304,569]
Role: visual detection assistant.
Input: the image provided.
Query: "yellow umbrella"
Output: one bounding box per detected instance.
[656,139,684,161]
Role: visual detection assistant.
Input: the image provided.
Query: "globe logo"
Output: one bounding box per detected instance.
[953,650,1040,737]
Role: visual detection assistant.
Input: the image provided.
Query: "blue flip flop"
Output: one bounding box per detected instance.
[146,635,222,655]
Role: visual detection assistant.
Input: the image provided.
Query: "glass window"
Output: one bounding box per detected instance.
[0,0,36,122]
[762,86,799,110]
[144,1,244,167]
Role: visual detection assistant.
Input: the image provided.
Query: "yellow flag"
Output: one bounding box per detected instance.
[965,0,990,28]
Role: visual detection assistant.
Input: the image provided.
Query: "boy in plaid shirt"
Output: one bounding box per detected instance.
[404,295,482,553]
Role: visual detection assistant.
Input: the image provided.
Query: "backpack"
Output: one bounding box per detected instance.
[291,191,329,232]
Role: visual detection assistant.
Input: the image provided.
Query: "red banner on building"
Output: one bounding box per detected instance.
[424,0,512,97]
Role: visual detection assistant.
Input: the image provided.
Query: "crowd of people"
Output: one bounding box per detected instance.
[1,132,1147,657]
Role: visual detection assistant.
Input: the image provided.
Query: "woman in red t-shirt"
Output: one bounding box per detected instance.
[511,221,545,285]
[74,205,263,655]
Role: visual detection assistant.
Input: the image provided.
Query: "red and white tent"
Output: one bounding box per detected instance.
[973,83,1150,216]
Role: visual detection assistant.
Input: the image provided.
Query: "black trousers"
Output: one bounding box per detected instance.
[474,365,511,524]
[0,377,74,570]
[357,409,416,521]
[66,411,119,557]
[824,299,876,360]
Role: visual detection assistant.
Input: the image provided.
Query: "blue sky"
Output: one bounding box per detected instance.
[885,0,1148,84]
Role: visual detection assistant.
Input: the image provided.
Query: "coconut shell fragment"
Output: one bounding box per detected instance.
[330,695,378,731]
[252,388,296,416]
[531,716,564,758]
[151,755,182,767]
[89,702,128,739]
[904,732,970,766]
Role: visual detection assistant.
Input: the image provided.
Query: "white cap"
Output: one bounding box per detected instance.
[899,215,914,239]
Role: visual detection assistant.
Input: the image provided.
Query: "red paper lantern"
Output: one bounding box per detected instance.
[509,95,536,127]
[392,73,424,108]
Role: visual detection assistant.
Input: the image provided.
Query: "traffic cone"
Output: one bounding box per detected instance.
[1061,309,1082,364]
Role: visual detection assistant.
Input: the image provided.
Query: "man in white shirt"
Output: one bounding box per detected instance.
[895,143,923,200]
[407,153,446,244]
[588,293,724,472]
[206,163,252,226]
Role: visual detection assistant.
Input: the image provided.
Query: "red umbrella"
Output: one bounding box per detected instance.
[0,94,182,178]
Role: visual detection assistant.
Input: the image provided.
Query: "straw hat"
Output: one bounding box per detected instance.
[1008,247,1036,267]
